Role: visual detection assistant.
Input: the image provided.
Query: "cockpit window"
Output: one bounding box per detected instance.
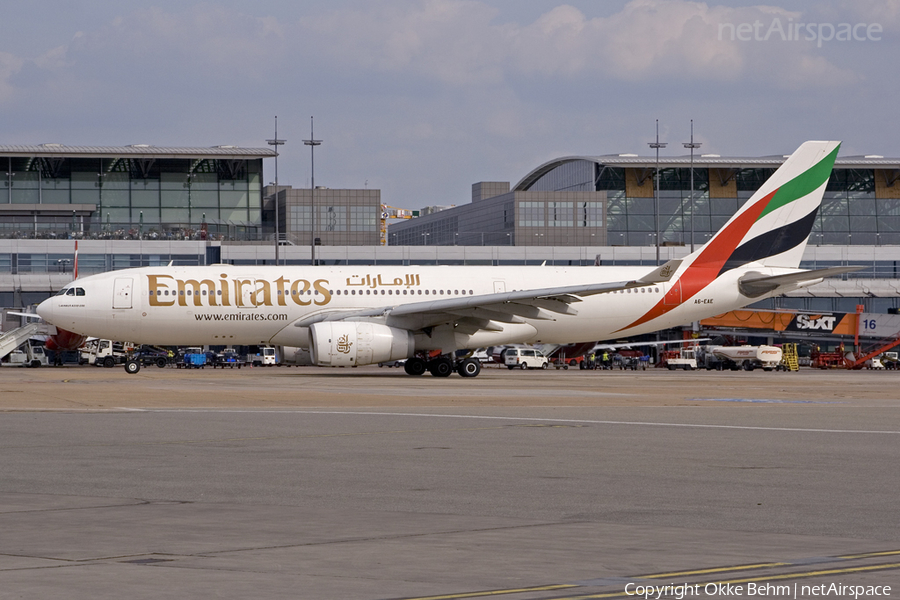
[55,287,85,297]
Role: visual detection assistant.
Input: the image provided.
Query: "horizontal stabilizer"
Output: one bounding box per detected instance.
[639,259,682,283]
[739,266,864,297]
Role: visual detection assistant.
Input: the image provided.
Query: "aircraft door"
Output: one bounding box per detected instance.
[237,279,258,308]
[112,278,133,309]
[663,280,682,306]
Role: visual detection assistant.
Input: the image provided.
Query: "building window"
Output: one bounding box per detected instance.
[548,202,573,227]
[576,201,603,227]
[350,206,377,232]
[517,201,544,227]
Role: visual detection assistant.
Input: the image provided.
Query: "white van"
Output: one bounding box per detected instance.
[504,348,549,370]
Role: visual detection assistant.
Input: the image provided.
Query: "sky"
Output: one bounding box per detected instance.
[1,0,897,210]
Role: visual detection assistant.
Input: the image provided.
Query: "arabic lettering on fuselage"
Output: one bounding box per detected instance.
[345,273,421,288]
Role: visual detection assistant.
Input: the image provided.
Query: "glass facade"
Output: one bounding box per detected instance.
[527,160,900,247]
[282,187,381,246]
[1,153,266,241]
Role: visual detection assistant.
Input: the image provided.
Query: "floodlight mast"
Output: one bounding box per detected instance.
[648,119,667,266]
[683,120,702,253]
[303,117,322,266]
[266,116,286,266]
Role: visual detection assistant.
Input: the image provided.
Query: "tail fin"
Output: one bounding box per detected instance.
[689,140,840,274]
[619,141,840,332]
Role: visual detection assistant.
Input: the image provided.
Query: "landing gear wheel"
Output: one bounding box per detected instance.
[428,357,454,377]
[457,358,481,378]
[404,357,427,376]
[125,360,141,374]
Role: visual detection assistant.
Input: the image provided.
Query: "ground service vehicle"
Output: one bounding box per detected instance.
[214,349,246,368]
[706,346,782,371]
[130,346,170,369]
[80,339,133,368]
[250,346,277,366]
[504,348,549,370]
[665,347,698,370]
[2,344,48,368]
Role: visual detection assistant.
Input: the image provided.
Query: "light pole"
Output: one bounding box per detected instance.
[267,116,286,266]
[648,120,667,265]
[303,116,322,266]
[683,120,701,252]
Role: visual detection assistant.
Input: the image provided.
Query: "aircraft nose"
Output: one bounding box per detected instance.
[36,297,55,323]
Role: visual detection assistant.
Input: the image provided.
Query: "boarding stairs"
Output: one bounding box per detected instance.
[781,343,799,371]
[0,323,55,361]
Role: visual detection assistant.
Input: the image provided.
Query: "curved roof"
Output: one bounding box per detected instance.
[514,153,900,191]
[0,145,276,159]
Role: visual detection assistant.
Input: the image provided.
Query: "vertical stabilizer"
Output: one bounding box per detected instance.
[620,141,840,331]
[689,141,840,274]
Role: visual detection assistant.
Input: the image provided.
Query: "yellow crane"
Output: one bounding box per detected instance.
[380,205,419,245]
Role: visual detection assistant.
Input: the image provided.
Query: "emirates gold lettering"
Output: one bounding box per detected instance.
[178,279,219,307]
[146,274,332,308]
[148,274,176,307]
[313,279,331,306]
[290,279,312,306]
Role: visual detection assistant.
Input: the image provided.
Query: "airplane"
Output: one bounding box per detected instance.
[36,140,858,378]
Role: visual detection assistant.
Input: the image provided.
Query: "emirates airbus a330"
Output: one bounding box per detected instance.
[37,141,855,377]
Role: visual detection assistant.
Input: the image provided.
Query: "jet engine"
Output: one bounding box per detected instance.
[309,322,414,367]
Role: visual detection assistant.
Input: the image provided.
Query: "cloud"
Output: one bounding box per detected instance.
[0,1,892,209]
[0,51,25,102]
[295,0,858,89]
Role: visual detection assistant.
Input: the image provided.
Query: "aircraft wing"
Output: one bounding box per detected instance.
[294,266,680,334]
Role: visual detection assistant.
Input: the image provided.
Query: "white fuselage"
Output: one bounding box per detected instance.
[37,264,763,352]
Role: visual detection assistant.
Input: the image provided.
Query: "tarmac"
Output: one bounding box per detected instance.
[1,365,898,599]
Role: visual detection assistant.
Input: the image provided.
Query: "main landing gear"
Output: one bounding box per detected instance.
[404,355,482,378]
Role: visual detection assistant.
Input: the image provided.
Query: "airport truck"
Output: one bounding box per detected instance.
[701,345,784,371]
[250,346,277,367]
[665,346,698,370]
[2,344,48,368]
[80,339,134,368]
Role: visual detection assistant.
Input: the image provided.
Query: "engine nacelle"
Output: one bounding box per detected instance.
[309,322,415,367]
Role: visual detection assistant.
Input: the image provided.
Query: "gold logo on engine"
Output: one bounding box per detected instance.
[336,334,353,354]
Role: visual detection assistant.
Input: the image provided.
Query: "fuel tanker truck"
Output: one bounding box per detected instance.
[700,345,784,371]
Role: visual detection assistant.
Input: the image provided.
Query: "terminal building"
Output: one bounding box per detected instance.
[2,143,900,320]
[388,153,900,248]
